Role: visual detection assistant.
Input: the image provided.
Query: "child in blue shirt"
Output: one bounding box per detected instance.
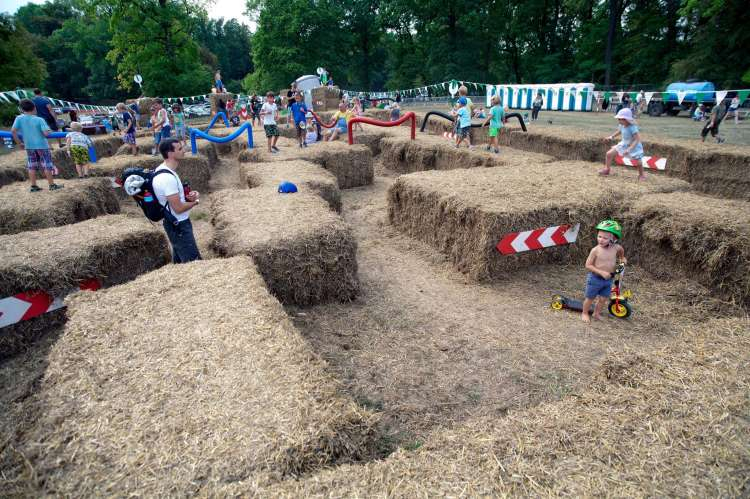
[11,99,63,192]
[453,97,472,149]
[601,108,646,181]
[290,93,309,148]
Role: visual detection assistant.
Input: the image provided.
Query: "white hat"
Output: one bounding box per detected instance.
[615,108,635,123]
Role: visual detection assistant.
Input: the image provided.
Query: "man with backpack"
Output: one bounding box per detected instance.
[153,138,202,263]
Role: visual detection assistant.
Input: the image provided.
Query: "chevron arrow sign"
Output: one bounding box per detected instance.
[615,154,667,171]
[496,223,580,255]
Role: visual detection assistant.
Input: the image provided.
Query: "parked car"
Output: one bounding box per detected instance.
[186,103,211,118]
[647,81,723,117]
[79,114,109,135]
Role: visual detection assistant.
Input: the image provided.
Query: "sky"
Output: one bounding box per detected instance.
[2,0,255,29]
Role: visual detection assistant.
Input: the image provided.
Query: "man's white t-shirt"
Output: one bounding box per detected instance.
[261,102,277,125]
[151,163,190,222]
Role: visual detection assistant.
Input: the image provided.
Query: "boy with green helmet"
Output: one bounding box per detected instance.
[582,219,627,323]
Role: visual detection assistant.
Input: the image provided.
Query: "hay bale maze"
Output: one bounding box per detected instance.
[209,92,232,116]
[91,152,211,192]
[623,191,750,309]
[210,188,358,305]
[388,161,689,281]
[0,215,170,358]
[239,159,341,212]
[4,257,378,495]
[239,140,374,189]
[0,178,120,235]
[253,317,750,497]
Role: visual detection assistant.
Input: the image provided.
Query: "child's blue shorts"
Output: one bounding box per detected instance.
[585,272,613,299]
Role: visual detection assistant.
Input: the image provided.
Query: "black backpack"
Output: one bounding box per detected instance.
[119,167,179,224]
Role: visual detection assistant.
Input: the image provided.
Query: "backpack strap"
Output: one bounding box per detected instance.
[153,169,178,217]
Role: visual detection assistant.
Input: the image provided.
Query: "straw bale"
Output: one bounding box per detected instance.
[507,127,750,200]
[255,317,750,497]
[7,257,378,495]
[312,86,342,110]
[388,161,689,281]
[136,97,158,127]
[116,135,219,168]
[0,215,169,358]
[239,141,374,189]
[91,153,211,192]
[380,136,502,173]
[0,149,30,188]
[0,178,120,235]
[209,92,232,115]
[211,188,358,305]
[239,160,341,212]
[623,191,750,309]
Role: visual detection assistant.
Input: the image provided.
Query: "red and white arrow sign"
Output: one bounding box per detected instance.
[496,223,580,255]
[615,154,666,171]
[0,278,101,329]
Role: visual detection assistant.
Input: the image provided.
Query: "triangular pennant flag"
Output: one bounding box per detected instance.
[603,91,611,99]
[677,90,688,105]
[715,90,728,104]
[738,90,750,104]
[629,92,637,101]
[616,92,624,102]
[7,91,19,102]
[644,92,654,104]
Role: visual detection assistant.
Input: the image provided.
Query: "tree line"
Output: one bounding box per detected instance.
[1,0,748,104]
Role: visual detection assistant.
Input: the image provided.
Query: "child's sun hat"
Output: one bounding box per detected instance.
[615,108,635,123]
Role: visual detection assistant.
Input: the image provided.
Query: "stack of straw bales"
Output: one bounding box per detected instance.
[135,97,158,127]
[388,162,689,281]
[0,215,170,358]
[0,178,120,235]
[504,127,750,200]
[311,86,342,111]
[211,189,359,305]
[240,160,341,212]
[623,191,750,309]
[380,136,501,173]
[117,136,219,168]
[0,150,34,187]
[239,141,374,189]
[209,92,232,116]
[92,154,212,192]
[251,317,750,497]
[3,257,379,495]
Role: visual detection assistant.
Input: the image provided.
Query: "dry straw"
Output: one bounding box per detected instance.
[388,161,689,281]
[0,178,120,235]
[240,159,342,212]
[239,140,374,189]
[91,153,212,192]
[211,188,359,305]
[624,191,750,309]
[116,136,220,167]
[1,257,379,496]
[251,317,750,497]
[0,215,170,357]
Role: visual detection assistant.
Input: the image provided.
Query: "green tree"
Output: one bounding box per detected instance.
[0,14,47,89]
[85,0,212,96]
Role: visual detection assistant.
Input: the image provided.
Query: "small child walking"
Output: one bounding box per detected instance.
[11,99,63,191]
[172,103,187,148]
[260,91,280,154]
[290,92,309,148]
[352,97,364,130]
[482,95,505,154]
[582,220,626,323]
[65,122,94,178]
[389,101,401,122]
[601,108,646,181]
[453,97,472,149]
[116,102,138,155]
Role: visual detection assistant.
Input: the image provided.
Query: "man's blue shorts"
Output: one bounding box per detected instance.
[585,272,613,299]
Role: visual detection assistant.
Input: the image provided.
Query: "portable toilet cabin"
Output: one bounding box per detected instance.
[294,75,320,108]
[486,83,595,111]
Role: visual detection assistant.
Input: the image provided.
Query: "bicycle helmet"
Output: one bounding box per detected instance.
[595,219,622,241]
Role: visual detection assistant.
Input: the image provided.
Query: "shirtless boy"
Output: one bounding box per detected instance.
[582,220,627,323]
